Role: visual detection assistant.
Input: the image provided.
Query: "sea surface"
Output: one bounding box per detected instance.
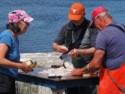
[0,0,125,53]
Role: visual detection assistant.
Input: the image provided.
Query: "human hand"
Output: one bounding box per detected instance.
[20,63,32,73]
[69,68,84,76]
[69,49,78,58]
[58,45,68,53]
[24,60,37,68]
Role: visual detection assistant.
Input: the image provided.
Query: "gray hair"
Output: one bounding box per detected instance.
[99,11,112,18]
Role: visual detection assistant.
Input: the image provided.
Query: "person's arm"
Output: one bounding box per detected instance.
[78,28,99,55]
[52,24,68,53]
[52,42,60,52]
[69,47,95,58]
[78,47,95,55]
[70,50,105,76]
[70,30,107,76]
[52,42,68,53]
[70,28,99,58]
[0,43,31,72]
[83,50,104,72]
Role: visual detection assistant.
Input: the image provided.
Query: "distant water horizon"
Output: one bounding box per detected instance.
[0,0,125,53]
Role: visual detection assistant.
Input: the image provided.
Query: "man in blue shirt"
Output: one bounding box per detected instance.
[70,6,125,94]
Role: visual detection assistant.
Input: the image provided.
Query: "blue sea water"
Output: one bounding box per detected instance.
[0,0,125,53]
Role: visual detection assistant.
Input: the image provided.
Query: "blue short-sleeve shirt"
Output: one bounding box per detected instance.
[0,30,20,78]
[96,22,125,69]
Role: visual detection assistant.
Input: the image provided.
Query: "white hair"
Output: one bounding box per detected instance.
[99,11,112,18]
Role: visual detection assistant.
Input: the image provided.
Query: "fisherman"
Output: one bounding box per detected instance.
[52,2,98,94]
[71,6,125,94]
